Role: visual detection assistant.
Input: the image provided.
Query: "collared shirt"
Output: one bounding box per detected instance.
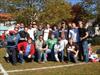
[25,44,31,55]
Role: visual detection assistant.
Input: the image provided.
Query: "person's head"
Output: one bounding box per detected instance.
[16,24,20,28]
[50,34,55,39]
[61,22,66,28]
[39,35,43,41]
[53,25,57,30]
[28,38,32,44]
[68,38,73,45]
[29,24,33,29]
[72,22,76,28]
[14,27,19,34]
[32,21,37,28]
[32,21,36,25]
[20,23,24,28]
[47,24,50,29]
[68,22,72,28]
[61,35,65,40]
[78,21,83,28]
[33,24,37,28]
[38,25,42,30]
[24,27,28,32]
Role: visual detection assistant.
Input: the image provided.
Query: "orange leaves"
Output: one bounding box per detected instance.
[0,13,13,21]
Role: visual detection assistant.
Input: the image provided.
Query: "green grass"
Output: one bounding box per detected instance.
[9,63,100,75]
[0,46,100,75]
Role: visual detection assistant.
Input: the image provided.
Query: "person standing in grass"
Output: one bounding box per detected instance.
[28,22,37,42]
[35,25,44,40]
[78,21,89,63]
[69,22,80,44]
[43,24,52,42]
[52,25,59,39]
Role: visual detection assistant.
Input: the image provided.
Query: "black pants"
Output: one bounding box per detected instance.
[7,47,17,64]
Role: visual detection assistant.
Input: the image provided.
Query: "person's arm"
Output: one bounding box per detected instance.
[35,41,39,49]
[17,43,23,54]
[29,44,35,57]
[74,44,79,57]
[42,45,48,51]
[68,30,72,39]
[35,40,42,51]
[59,42,64,51]
[71,49,77,54]
[74,50,79,57]
[70,45,77,54]
[54,44,58,51]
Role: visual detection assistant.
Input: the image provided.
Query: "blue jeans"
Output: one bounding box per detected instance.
[37,49,47,62]
[67,52,77,63]
[46,49,55,61]
[18,53,34,63]
[82,40,89,62]
[54,50,64,62]
[18,53,24,63]
[59,50,64,61]
[7,47,17,64]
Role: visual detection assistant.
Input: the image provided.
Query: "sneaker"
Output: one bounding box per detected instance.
[4,57,10,63]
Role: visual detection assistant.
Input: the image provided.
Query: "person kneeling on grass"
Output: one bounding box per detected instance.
[66,38,79,63]
[18,38,35,63]
[54,37,68,62]
[35,35,48,63]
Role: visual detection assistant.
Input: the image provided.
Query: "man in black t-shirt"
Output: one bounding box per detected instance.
[78,21,89,63]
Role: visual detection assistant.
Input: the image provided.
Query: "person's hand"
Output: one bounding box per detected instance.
[74,55,77,57]
[13,37,16,41]
[19,51,23,54]
[28,54,31,58]
[80,37,84,41]
[39,48,43,51]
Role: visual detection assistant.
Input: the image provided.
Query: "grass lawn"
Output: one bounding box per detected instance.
[9,63,100,75]
[0,45,100,75]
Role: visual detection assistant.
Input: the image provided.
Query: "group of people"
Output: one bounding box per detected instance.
[0,21,99,65]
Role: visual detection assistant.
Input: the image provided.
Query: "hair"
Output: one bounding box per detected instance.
[39,35,43,39]
[28,37,32,40]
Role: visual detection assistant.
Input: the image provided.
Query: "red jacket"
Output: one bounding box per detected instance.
[17,42,35,56]
[1,33,6,41]
[29,44,35,56]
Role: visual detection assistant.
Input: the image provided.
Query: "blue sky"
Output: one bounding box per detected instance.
[67,0,81,4]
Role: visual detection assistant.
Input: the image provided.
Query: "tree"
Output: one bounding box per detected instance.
[15,7,37,25]
[0,0,37,25]
[71,3,86,21]
[38,0,72,24]
[96,0,100,23]
[74,0,96,21]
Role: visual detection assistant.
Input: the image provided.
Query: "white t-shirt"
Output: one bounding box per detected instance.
[69,28,79,43]
[54,44,60,51]
[54,39,68,52]
[59,39,68,51]
[43,28,52,41]
[28,28,37,40]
